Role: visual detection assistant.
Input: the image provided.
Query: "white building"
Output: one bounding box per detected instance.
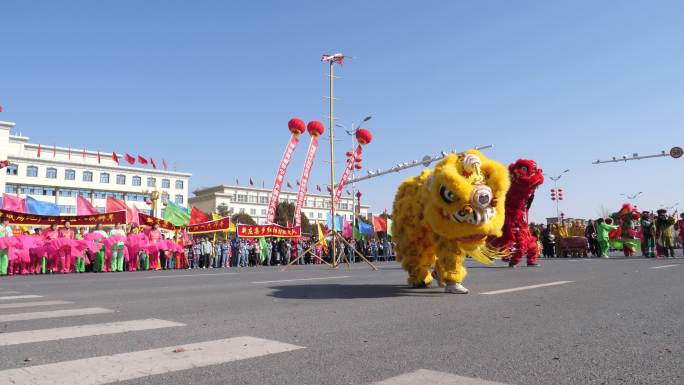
[189,185,369,225]
[0,121,191,217]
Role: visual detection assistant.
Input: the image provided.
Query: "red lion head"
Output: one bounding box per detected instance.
[509,159,544,189]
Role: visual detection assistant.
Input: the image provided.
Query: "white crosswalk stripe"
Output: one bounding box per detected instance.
[0,336,304,385]
[0,294,43,301]
[374,369,508,385]
[0,300,73,310]
[0,318,185,346]
[480,281,574,295]
[0,307,114,322]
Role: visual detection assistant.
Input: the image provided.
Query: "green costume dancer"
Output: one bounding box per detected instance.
[109,224,126,272]
[93,224,108,272]
[656,209,676,258]
[74,229,86,273]
[597,218,618,258]
[0,217,13,276]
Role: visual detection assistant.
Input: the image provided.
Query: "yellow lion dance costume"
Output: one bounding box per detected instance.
[392,150,510,294]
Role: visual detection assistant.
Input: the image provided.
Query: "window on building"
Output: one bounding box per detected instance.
[340,203,348,210]
[236,195,247,203]
[132,176,141,186]
[6,165,18,176]
[116,174,126,185]
[147,177,156,187]
[83,171,93,182]
[100,173,110,184]
[26,166,38,177]
[64,169,76,180]
[162,193,169,203]
[5,184,17,194]
[174,194,183,205]
[94,191,107,199]
[250,208,256,215]
[261,209,266,216]
[317,212,323,219]
[259,196,268,204]
[58,205,76,214]
[161,179,170,188]
[248,196,257,203]
[46,167,57,179]
[175,180,184,189]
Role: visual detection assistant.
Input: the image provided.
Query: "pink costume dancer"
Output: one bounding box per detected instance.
[147,224,162,270]
[125,232,148,272]
[57,222,75,273]
[41,225,59,273]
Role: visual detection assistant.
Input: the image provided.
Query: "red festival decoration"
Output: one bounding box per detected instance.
[137,155,148,165]
[1,209,126,226]
[125,153,135,165]
[266,118,305,223]
[293,120,325,227]
[355,129,372,145]
[112,152,119,164]
[288,118,306,135]
[236,224,301,238]
[334,128,372,206]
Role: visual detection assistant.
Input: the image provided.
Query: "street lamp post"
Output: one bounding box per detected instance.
[548,169,570,224]
[336,116,371,229]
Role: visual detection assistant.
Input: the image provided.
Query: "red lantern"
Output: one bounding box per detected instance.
[345,151,353,158]
[354,156,362,162]
[355,129,372,145]
[307,120,325,137]
[354,163,363,170]
[288,118,306,135]
[356,191,362,198]
[145,199,152,205]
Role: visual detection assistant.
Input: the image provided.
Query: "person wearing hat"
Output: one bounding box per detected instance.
[640,211,657,258]
[655,209,676,258]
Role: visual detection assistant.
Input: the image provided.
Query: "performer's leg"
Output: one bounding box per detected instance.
[0,250,8,276]
[526,238,539,265]
[598,240,609,257]
[402,252,435,288]
[435,251,468,294]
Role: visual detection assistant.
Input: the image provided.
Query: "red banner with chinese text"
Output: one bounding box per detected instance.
[334,145,362,206]
[1,209,127,226]
[137,212,178,231]
[186,217,231,234]
[236,224,301,238]
[266,134,300,223]
[293,136,319,227]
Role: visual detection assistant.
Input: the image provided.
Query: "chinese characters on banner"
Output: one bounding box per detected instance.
[186,217,231,234]
[334,146,362,206]
[266,135,300,223]
[293,136,319,227]
[0,209,127,226]
[236,224,301,238]
[138,213,178,231]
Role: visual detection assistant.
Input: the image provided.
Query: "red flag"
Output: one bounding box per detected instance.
[53,144,56,159]
[125,153,135,165]
[316,185,321,192]
[346,190,351,196]
[97,151,101,164]
[296,180,300,186]
[0,105,3,112]
[189,207,210,225]
[287,181,292,188]
[76,195,99,215]
[112,152,119,164]
[37,144,41,158]
[236,178,239,185]
[82,148,86,161]
[162,159,168,170]
[372,215,388,232]
[150,158,157,169]
[106,196,132,223]
[2,193,26,213]
[68,146,71,160]
[326,186,332,193]
[249,178,254,186]
[137,155,148,165]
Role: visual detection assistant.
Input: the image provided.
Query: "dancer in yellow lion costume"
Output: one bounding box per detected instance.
[392,150,510,294]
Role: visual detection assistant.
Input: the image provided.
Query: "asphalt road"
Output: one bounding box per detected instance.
[0,256,681,385]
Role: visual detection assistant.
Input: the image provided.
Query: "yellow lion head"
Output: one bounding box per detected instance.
[424,149,510,250]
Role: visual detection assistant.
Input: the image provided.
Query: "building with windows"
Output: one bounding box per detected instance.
[189,184,369,225]
[0,121,191,216]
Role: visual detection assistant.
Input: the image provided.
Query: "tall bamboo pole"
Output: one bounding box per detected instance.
[328,61,337,268]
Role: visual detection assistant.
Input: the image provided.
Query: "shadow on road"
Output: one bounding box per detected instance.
[268,284,443,300]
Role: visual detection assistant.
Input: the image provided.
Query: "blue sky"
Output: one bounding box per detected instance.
[2,0,683,222]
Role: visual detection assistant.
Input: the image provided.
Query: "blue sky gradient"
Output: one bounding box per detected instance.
[2,0,683,222]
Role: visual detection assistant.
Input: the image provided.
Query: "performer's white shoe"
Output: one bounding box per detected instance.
[445,283,469,294]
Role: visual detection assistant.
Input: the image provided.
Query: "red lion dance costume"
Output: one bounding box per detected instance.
[489,159,544,267]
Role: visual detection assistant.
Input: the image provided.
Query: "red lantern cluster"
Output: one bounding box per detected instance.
[355,129,372,145]
[288,118,306,135]
[307,120,325,137]
[550,188,564,201]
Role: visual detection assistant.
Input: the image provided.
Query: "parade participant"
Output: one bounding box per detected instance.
[109,223,126,272]
[221,239,231,268]
[675,213,684,254]
[640,212,656,258]
[655,209,676,258]
[392,150,510,294]
[74,227,87,273]
[147,223,162,270]
[596,218,618,258]
[57,221,75,273]
[37,224,58,273]
[489,159,544,267]
[0,217,13,276]
[585,220,599,257]
[92,223,108,272]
